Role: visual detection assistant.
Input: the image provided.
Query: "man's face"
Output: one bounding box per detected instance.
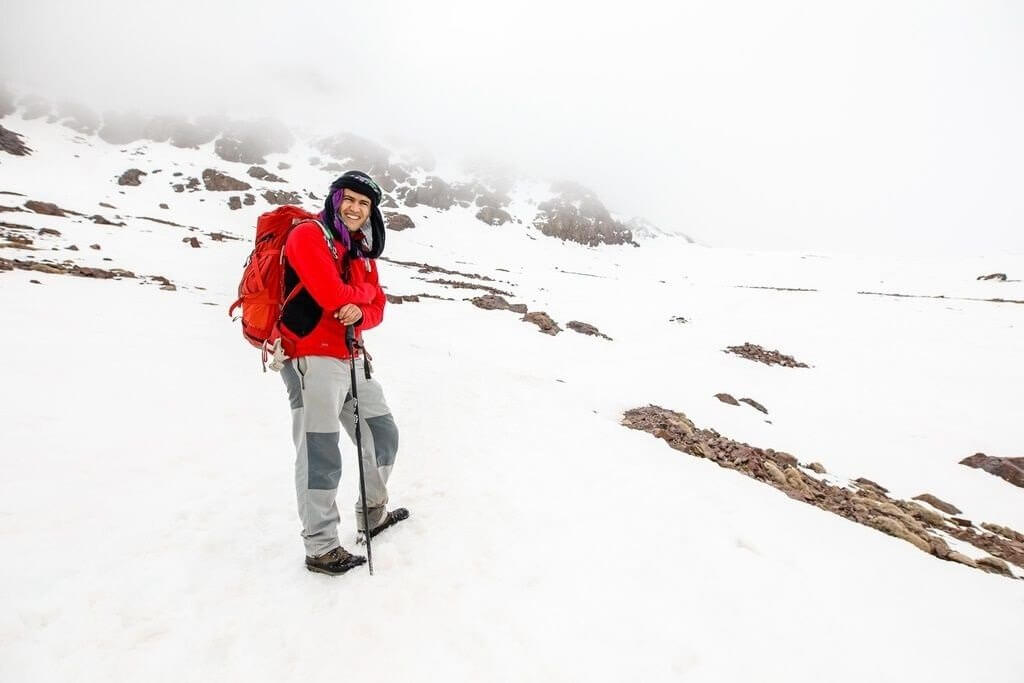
[338,189,372,232]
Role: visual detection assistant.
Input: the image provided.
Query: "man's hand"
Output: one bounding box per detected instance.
[335,304,363,326]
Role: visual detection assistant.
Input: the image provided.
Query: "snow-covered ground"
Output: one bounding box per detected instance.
[2,113,1023,682]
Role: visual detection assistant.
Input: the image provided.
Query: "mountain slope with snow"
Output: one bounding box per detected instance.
[2,109,1024,682]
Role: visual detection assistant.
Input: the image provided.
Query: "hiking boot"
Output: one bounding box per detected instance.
[359,507,410,542]
[305,546,367,575]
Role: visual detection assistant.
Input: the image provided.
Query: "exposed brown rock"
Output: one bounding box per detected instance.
[470,294,527,314]
[228,196,242,210]
[670,315,688,324]
[476,206,513,226]
[0,257,135,280]
[739,398,768,414]
[262,190,302,205]
[404,176,456,210]
[982,523,1024,544]
[715,393,740,406]
[384,212,415,230]
[247,166,286,182]
[976,273,1007,281]
[426,278,512,296]
[523,311,561,335]
[214,118,292,164]
[0,125,32,156]
[724,343,809,368]
[912,494,962,515]
[533,181,635,247]
[621,404,1023,580]
[24,200,82,217]
[854,478,890,494]
[960,453,1024,489]
[243,193,255,206]
[202,169,251,192]
[381,257,496,282]
[118,169,147,186]
[183,237,201,248]
[807,462,827,474]
[977,556,1013,577]
[566,320,612,340]
[38,227,62,237]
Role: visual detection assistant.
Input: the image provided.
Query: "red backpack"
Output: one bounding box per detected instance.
[229,205,339,359]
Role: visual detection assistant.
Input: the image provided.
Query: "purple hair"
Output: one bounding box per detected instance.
[318,188,352,251]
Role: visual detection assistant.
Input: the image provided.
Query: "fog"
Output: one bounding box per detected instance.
[4,0,1023,255]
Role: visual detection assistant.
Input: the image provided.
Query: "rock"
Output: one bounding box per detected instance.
[763,460,788,486]
[38,227,62,237]
[739,398,768,414]
[404,176,456,210]
[263,190,302,205]
[384,212,415,230]
[56,100,100,134]
[522,311,562,335]
[89,244,101,250]
[213,118,292,164]
[566,320,612,340]
[867,516,932,553]
[68,245,79,251]
[168,116,220,148]
[807,462,827,474]
[947,552,978,568]
[715,393,740,406]
[0,125,32,156]
[476,206,513,226]
[247,166,287,182]
[854,477,889,494]
[976,273,1008,281]
[243,194,255,206]
[533,181,635,247]
[386,293,421,304]
[25,201,74,217]
[981,523,1024,544]
[911,494,962,515]
[228,196,242,210]
[202,169,251,192]
[183,237,201,248]
[724,343,809,368]
[278,162,291,170]
[670,315,688,324]
[158,203,168,209]
[470,294,527,313]
[91,215,121,226]
[315,133,390,176]
[976,556,1013,577]
[960,453,1024,489]
[904,502,946,527]
[784,466,810,493]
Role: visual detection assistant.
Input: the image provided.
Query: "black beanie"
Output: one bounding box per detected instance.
[323,170,386,259]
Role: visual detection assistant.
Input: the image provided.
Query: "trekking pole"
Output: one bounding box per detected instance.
[346,324,373,575]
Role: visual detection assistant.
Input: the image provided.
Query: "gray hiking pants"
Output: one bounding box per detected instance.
[281,355,399,557]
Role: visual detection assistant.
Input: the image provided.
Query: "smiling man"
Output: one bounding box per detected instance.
[278,170,408,576]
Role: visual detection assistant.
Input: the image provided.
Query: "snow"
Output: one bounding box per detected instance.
[2,113,1024,682]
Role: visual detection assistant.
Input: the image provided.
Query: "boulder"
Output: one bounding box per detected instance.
[522,311,561,335]
[202,169,251,192]
[118,169,147,186]
[384,212,415,231]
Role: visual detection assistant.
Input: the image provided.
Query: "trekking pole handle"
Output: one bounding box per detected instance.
[345,324,356,351]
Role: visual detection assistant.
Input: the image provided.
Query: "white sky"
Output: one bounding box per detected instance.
[3,0,1023,255]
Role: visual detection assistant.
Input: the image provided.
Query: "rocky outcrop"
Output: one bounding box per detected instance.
[169,116,221,148]
[381,257,496,282]
[202,169,251,192]
[56,101,101,134]
[476,206,512,226]
[228,196,242,210]
[523,311,561,335]
[724,343,809,368]
[427,279,512,296]
[976,273,1007,281]
[622,404,1024,580]
[247,166,286,183]
[739,398,768,414]
[0,125,31,156]
[262,190,302,205]
[533,181,635,247]
[384,212,415,230]
[960,453,1024,489]
[404,176,456,210]
[912,494,962,515]
[1,257,135,280]
[24,200,82,217]
[118,169,147,186]
[214,118,293,164]
[715,393,740,406]
[567,320,612,340]
[470,295,527,314]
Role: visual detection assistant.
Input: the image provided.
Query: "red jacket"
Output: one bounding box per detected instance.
[279,221,386,360]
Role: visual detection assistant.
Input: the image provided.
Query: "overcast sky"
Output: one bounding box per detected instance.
[3,0,1023,255]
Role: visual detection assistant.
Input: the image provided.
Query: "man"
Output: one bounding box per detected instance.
[278,170,408,576]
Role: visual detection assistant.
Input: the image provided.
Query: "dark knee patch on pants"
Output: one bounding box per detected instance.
[306,432,342,489]
[366,414,398,467]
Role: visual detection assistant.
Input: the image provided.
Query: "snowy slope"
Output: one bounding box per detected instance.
[2,112,1024,682]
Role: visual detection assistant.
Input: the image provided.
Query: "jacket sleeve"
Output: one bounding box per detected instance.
[356,262,387,332]
[284,223,376,311]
